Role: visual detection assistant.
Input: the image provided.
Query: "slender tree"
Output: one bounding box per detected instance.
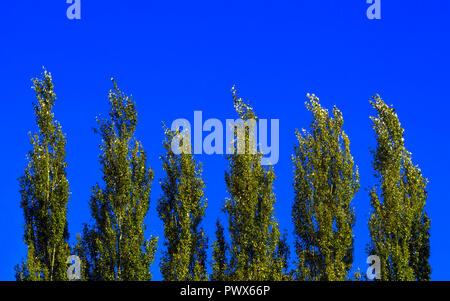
[367,95,430,281]
[15,69,71,281]
[276,232,294,280]
[76,79,157,281]
[224,87,283,281]
[158,126,208,281]
[292,94,359,281]
[211,220,229,281]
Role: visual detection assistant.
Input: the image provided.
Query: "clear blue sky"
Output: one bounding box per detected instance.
[1,0,449,280]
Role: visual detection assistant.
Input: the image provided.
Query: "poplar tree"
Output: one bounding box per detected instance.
[277,232,294,280]
[224,87,283,281]
[367,95,430,281]
[158,127,208,281]
[76,79,157,281]
[15,70,71,281]
[292,94,359,281]
[211,220,229,281]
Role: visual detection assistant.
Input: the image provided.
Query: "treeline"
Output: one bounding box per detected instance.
[15,70,430,281]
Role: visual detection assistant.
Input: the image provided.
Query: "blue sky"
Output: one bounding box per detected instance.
[0,0,449,280]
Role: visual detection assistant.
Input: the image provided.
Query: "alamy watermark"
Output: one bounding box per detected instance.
[64,254,381,280]
[67,255,81,280]
[170,111,280,165]
[66,0,81,20]
[366,255,381,280]
[366,0,381,20]
[65,1,380,21]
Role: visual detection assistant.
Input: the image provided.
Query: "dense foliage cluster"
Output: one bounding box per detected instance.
[158,127,208,280]
[75,79,157,280]
[16,70,71,281]
[367,95,431,281]
[292,94,359,281]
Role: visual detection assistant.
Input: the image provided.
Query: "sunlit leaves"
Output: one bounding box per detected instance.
[292,94,359,281]
[368,95,431,281]
[16,69,71,281]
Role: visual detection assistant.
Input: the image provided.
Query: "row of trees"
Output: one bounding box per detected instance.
[15,70,430,281]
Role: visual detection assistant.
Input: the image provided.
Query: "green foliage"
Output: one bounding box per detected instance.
[158,126,208,281]
[16,69,71,281]
[276,232,294,281]
[223,87,284,281]
[292,94,359,281]
[368,95,431,281]
[211,220,229,281]
[76,79,157,281]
